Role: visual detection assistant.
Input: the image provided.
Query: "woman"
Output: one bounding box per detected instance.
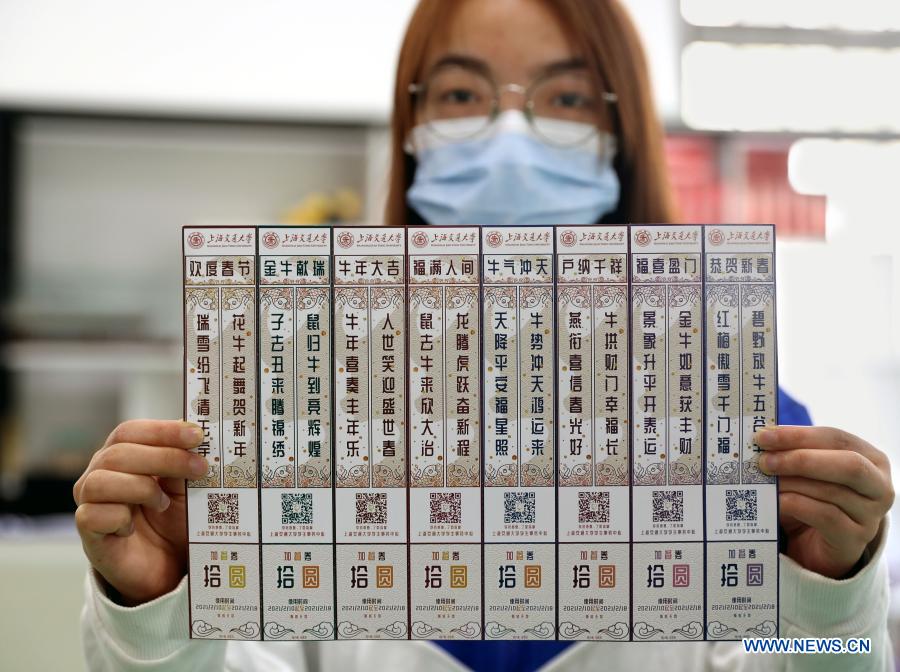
[76,1,894,670]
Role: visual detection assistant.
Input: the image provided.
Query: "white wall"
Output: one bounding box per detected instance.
[0,530,89,672]
[0,0,420,121]
[0,0,681,123]
[780,139,900,483]
[777,240,900,471]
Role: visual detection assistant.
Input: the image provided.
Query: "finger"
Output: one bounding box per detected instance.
[77,470,171,512]
[777,476,876,527]
[94,443,208,480]
[75,502,134,538]
[760,448,886,500]
[103,419,204,450]
[778,491,868,550]
[756,425,886,467]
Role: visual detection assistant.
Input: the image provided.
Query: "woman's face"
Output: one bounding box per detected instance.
[405,0,622,227]
[415,0,612,132]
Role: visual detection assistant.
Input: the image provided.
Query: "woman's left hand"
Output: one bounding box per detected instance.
[757,425,894,579]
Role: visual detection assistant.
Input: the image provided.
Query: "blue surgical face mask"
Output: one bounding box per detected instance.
[405,110,620,226]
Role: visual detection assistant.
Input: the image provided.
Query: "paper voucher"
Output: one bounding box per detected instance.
[183,224,779,642]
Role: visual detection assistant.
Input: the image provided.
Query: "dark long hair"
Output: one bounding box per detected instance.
[385,0,678,226]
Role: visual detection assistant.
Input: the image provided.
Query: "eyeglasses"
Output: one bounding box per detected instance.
[409,62,617,148]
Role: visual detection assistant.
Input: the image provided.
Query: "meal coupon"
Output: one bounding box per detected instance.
[182,224,779,642]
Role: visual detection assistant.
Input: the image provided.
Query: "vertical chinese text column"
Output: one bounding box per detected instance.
[184,226,261,641]
[630,225,705,642]
[704,225,779,640]
[555,225,631,641]
[481,226,556,640]
[258,227,335,640]
[407,226,483,640]
[333,227,409,640]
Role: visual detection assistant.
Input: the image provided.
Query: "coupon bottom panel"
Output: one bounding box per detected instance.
[335,544,409,640]
[188,543,261,641]
[261,544,335,640]
[706,541,779,640]
[410,544,483,640]
[558,543,631,641]
[632,542,705,642]
[483,544,556,640]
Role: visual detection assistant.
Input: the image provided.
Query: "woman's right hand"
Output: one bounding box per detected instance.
[73,419,208,606]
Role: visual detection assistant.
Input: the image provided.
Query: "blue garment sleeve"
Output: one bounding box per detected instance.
[777,386,813,427]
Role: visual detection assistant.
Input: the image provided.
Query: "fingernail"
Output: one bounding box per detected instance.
[182,424,204,445]
[159,492,171,512]
[189,454,208,477]
[755,427,778,448]
[759,452,779,474]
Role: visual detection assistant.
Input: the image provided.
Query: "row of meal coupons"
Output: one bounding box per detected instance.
[182,223,779,642]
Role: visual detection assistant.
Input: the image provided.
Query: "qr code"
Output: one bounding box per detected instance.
[578,491,610,523]
[208,493,239,525]
[652,490,683,523]
[430,492,462,524]
[355,492,387,525]
[281,492,313,525]
[504,491,536,524]
[725,489,758,522]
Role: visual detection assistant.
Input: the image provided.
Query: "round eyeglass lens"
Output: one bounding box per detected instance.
[419,65,495,140]
[529,70,606,146]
